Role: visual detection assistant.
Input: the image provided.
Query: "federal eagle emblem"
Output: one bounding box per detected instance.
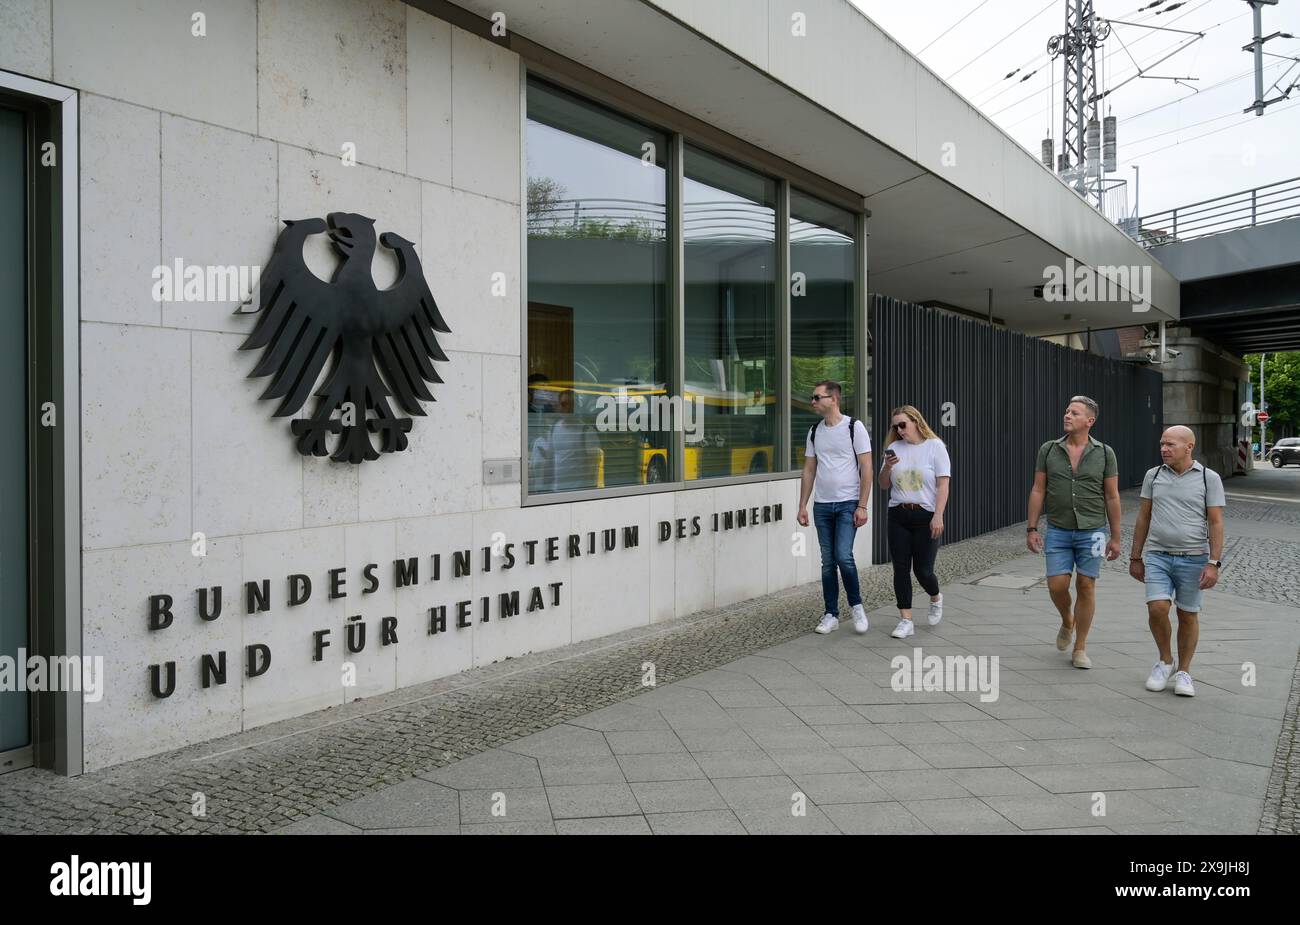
[240,212,451,464]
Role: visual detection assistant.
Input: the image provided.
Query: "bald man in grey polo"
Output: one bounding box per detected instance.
[1130,425,1227,699]
[1141,462,1226,555]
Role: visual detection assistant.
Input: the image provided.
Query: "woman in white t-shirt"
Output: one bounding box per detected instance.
[877,405,951,639]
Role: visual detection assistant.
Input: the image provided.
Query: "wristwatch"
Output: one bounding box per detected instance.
[1026,527,1038,534]
[1210,559,1224,569]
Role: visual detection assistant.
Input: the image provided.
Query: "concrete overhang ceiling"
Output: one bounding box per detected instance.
[442,0,1175,334]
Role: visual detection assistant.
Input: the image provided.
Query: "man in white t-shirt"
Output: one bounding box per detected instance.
[797,380,873,634]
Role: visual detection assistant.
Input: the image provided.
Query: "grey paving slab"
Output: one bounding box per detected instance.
[1153,757,1273,797]
[792,772,892,805]
[604,730,687,755]
[646,809,747,835]
[418,748,543,790]
[789,704,869,725]
[744,725,831,751]
[502,724,613,759]
[363,825,460,835]
[838,745,932,772]
[631,779,727,814]
[868,769,972,801]
[323,779,460,831]
[538,754,626,787]
[458,787,551,824]
[733,805,841,835]
[555,815,653,835]
[617,753,707,783]
[906,797,1021,834]
[943,767,1049,797]
[693,750,783,779]
[767,748,861,776]
[712,775,803,813]
[981,793,1105,830]
[821,801,932,834]
[672,725,760,752]
[1014,761,1191,793]
[545,783,641,819]
[461,820,557,835]
[812,724,899,747]
[567,704,672,733]
[911,742,1006,769]
[768,688,842,707]
[940,719,1031,744]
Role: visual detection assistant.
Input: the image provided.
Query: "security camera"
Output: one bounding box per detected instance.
[1165,347,1181,359]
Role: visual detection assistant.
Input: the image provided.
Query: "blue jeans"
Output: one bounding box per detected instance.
[814,501,862,616]
[1044,524,1107,579]
[1145,551,1209,613]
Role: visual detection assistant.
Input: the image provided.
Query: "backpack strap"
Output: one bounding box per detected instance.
[809,422,818,448]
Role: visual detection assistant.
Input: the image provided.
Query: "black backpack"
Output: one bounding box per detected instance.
[809,416,860,452]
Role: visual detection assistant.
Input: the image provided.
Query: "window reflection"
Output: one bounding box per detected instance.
[525,79,671,493]
[683,146,778,480]
[790,190,856,468]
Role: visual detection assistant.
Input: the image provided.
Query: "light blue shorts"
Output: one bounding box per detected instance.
[1144,551,1208,613]
[1044,525,1107,579]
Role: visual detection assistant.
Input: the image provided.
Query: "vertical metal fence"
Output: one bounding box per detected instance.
[869,295,1163,564]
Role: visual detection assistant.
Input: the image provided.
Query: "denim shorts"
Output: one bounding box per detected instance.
[1044,525,1107,579]
[1144,550,1209,613]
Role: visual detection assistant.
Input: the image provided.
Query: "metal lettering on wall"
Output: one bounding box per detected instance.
[240,212,451,463]
[142,506,783,699]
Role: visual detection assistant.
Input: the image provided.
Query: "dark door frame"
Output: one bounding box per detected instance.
[0,69,81,777]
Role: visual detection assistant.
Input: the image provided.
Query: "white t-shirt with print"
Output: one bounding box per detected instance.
[806,416,872,503]
[883,437,951,511]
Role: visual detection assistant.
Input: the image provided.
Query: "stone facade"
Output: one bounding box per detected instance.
[1,0,850,770]
[1152,327,1249,479]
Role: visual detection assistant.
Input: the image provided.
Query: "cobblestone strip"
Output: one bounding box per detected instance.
[1260,646,1300,834]
[0,525,1030,834]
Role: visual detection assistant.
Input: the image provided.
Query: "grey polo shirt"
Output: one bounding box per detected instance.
[1140,461,1226,554]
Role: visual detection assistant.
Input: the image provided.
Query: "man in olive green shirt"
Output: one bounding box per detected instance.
[1026,396,1122,669]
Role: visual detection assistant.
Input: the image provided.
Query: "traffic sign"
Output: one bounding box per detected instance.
[1258,412,1270,423]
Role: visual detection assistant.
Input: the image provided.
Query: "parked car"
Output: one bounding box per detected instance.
[1269,437,1300,467]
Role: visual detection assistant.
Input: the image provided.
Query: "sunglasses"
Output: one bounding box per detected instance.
[810,394,830,402]
[893,421,909,430]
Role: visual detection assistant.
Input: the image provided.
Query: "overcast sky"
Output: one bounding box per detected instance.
[849,0,1300,217]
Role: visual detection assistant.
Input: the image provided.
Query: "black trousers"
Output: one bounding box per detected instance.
[888,506,942,610]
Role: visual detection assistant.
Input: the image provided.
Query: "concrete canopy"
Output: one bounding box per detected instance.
[438,0,1180,334]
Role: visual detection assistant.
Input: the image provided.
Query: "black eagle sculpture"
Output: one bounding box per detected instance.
[240,212,451,464]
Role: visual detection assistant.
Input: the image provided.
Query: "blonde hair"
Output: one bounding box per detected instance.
[885,405,940,448]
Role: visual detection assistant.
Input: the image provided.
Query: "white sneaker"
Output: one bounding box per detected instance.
[927,594,944,626]
[851,604,869,634]
[891,618,915,639]
[815,614,839,635]
[1145,661,1174,692]
[1173,671,1195,697]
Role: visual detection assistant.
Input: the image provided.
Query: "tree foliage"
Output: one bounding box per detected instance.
[1245,351,1300,437]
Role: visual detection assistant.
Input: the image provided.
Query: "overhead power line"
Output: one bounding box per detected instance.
[945,0,1057,82]
[919,0,994,55]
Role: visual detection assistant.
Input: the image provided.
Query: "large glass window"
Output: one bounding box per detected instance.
[525,79,671,494]
[789,190,856,469]
[684,146,778,480]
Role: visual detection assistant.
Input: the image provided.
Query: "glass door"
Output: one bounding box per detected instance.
[0,104,31,772]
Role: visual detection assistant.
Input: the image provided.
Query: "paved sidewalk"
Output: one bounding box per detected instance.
[4,469,1298,834]
[283,549,1298,835]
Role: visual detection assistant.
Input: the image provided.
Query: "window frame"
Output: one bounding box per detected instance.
[519,62,867,506]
